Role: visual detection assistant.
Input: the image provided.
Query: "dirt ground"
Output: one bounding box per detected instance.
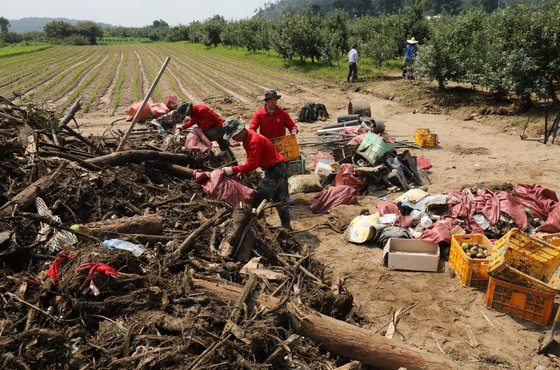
[74,73,560,369]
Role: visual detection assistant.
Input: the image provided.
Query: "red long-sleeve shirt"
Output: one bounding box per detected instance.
[232,131,285,174]
[249,106,297,139]
[181,105,224,130]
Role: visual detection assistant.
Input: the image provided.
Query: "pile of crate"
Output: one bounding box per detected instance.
[449,229,560,325]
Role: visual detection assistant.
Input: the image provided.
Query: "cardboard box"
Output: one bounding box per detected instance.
[381,238,440,272]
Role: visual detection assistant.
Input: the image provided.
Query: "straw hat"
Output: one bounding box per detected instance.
[407,37,418,44]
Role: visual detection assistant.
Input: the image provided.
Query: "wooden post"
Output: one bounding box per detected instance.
[116,57,170,152]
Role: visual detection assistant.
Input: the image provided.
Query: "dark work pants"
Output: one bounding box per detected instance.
[253,161,291,228]
[203,126,234,160]
[347,62,358,82]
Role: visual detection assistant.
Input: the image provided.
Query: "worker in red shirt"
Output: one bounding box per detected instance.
[175,102,233,159]
[250,90,298,203]
[222,118,292,230]
[249,90,298,139]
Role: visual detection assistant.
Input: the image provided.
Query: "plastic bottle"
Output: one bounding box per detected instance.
[102,239,144,257]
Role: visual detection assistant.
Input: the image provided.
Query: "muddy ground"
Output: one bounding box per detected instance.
[4,59,560,369]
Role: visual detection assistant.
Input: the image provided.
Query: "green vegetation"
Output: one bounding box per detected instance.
[83,48,119,112]
[98,37,151,45]
[113,47,128,113]
[0,44,53,57]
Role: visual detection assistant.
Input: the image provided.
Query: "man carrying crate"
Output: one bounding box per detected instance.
[250,90,299,203]
[222,118,292,230]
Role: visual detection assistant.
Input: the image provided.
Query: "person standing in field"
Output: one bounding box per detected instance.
[402,37,418,79]
[250,89,298,204]
[347,44,359,83]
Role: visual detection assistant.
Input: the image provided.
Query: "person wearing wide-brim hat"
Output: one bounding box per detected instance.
[249,89,298,140]
[403,37,419,79]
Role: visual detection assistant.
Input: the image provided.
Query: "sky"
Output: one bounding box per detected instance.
[3,0,268,27]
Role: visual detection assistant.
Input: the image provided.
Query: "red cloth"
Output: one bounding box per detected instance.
[340,126,367,135]
[375,200,414,227]
[181,105,224,131]
[194,169,255,206]
[309,185,357,214]
[514,184,558,219]
[313,150,334,167]
[416,155,432,170]
[347,133,368,146]
[333,164,365,191]
[249,106,297,139]
[150,103,169,116]
[76,263,117,295]
[164,95,179,110]
[125,102,152,121]
[420,221,452,244]
[46,251,75,285]
[185,128,213,152]
[540,203,560,232]
[232,131,284,174]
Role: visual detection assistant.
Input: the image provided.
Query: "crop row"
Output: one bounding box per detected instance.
[1,42,320,117]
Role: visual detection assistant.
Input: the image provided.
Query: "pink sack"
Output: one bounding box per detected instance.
[539,203,560,233]
[313,150,334,167]
[309,185,357,214]
[194,169,254,207]
[185,128,213,152]
[150,103,169,118]
[420,221,452,244]
[125,102,152,121]
[332,163,364,191]
[164,95,179,110]
[347,133,368,146]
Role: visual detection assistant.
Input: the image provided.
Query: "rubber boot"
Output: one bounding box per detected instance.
[278,207,292,230]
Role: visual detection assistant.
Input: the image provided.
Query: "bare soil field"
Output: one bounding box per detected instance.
[4,44,560,368]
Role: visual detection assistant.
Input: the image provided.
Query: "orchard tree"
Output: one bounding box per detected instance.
[167,25,189,42]
[0,16,10,32]
[74,21,104,45]
[318,9,349,65]
[44,20,74,40]
[271,10,297,60]
[201,15,226,47]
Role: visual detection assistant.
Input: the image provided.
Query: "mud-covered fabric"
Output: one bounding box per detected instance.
[252,161,288,208]
[298,103,328,123]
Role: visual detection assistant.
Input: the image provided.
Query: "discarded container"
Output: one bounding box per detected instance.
[414,128,437,148]
[286,154,305,177]
[537,233,560,247]
[486,277,556,325]
[314,159,336,181]
[356,132,395,165]
[488,229,560,291]
[103,239,144,257]
[381,238,440,272]
[348,100,371,117]
[344,214,383,243]
[449,234,494,287]
[270,134,300,161]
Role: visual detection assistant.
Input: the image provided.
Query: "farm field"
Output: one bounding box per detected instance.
[3,41,560,369]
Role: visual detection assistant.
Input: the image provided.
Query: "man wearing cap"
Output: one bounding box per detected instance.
[402,37,418,79]
[175,102,233,158]
[249,90,298,140]
[222,118,292,230]
[347,44,359,83]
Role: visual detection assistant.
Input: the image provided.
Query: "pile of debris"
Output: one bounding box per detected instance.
[0,98,454,368]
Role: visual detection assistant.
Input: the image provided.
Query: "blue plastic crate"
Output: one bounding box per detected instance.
[287,154,305,177]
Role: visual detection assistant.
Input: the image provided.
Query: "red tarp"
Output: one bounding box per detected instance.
[332,163,365,191]
[194,169,254,207]
[309,185,357,214]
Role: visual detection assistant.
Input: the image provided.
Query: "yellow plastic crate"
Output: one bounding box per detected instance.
[449,234,493,287]
[488,229,560,291]
[537,233,560,247]
[270,134,301,162]
[486,277,556,325]
[414,128,437,148]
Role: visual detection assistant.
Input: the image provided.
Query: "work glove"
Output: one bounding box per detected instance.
[224,167,234,176]
[291,129,297,135]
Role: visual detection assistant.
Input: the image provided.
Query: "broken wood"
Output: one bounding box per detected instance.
[0,160,68,215]
[58,99,82,129]
[219,204,253,259]
[85,150,195,171]
[77,214,163,236]
[193,277,457,369]
[176,208,227,255]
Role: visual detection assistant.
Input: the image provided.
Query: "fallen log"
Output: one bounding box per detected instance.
[151,161,195,179]
[192,277,457,370]
[76,214,163,236]
[0,160,68,215]
[85,150,195,170]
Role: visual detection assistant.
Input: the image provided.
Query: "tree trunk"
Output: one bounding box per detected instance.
[192,278,457,370]
[77,214,163,236]
[85,150,194,169]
